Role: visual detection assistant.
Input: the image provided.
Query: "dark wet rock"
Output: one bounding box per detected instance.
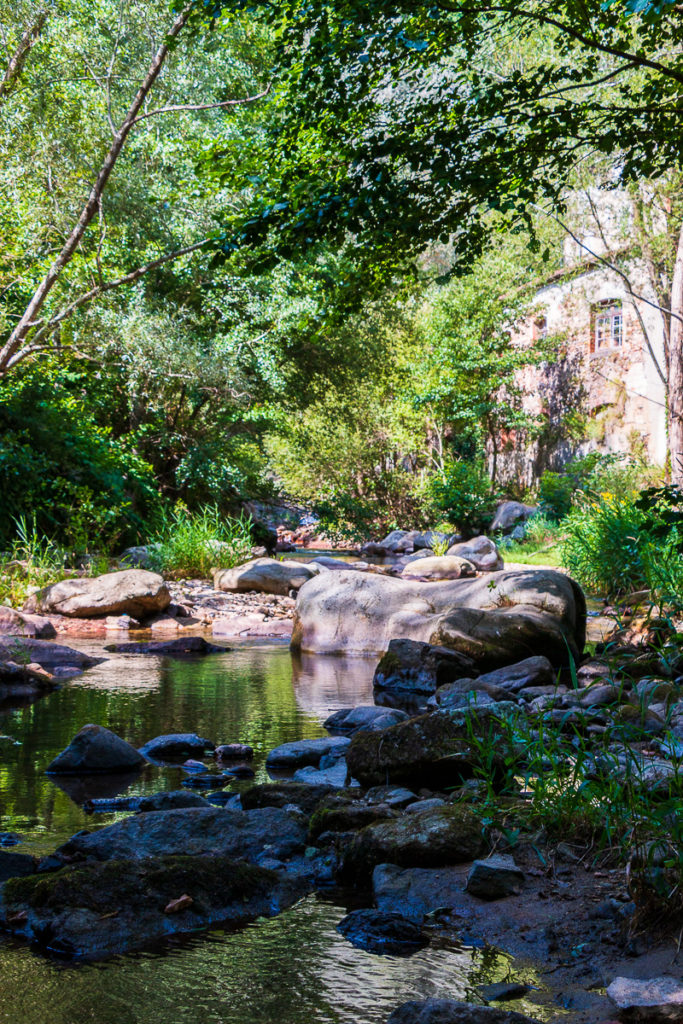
[432,689,502,712]
[215,743,254,761]
[387,1001,541,1024]
[607,975,683,1021]
[0,638,100,684]
[324,705,410,734]
[206,792,242,809]
[240,781,336,816]
[340,805,484,881]
[309,795,396,839]
[222,765,255,779]
[405,798,446,814]
[0,850,35,884]
[479,983,531,1003]
[374,640,476,697]
[24,569,170,619]
[265,736,350,769]
[373,864,463,922]
[104,637,225,655]
[45,806,309,867]
[490,501,537,535]
[83,791,211,814]
[0,855,307,960]
[183,759,206,771]
[139,733,215,761]
[46,725,146,775]
[346,708,514,790]
[337,908,428,955]
[181,774,231,789]
[365,786,417,808]
[0,833,21,847]
[465,855,524,900]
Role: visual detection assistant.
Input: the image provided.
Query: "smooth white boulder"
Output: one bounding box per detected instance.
[24,570,170,619]
[213,557,319,596]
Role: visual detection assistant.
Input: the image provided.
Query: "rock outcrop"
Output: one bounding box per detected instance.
[24,570,170,619]
[292,568,585,663]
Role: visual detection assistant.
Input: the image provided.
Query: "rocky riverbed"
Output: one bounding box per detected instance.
[2,547,683,1023]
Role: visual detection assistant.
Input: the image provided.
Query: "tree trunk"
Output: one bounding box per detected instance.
[668,220,683,486]
[0,10,48,104]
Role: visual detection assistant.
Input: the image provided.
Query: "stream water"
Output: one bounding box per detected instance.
[0,641,549,1023]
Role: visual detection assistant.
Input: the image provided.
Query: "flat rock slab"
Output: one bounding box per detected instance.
[105,637,225,655]
[373,864,464,923]
[387,1000,541,1024]
[24,569,170,619]
[0,855,308,960]
[607,976,683,1021]
[266,736,350,769]
[46,806,308,866]
[47,724,146,774]
[337,908,428,955]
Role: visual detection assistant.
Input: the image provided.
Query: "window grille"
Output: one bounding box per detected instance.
[594,300,623,350]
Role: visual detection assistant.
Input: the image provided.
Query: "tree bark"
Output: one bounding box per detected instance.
[0,10,48,104]
[0,4,194,375]
[668,219,683,486]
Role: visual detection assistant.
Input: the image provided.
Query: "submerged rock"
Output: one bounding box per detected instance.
[387,1001,541,1024]
[341,805,484,880]
[0,855,307,959]
[24,569,170,619]
[83,791,211,814]
[373,640,476,697]
[337,908,428,955]
[213,557,319,596]
[46,725,146,775]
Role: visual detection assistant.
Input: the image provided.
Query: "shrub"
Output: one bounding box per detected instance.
[561,495,646,596]
[149,506,253,579]
[427,460,496,537]
[538,471,574,520]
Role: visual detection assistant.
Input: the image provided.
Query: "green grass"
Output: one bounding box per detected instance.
[148,505,253,579]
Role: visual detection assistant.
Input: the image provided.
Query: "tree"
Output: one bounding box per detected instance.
[209,0,683,480]
[0,0,269,374]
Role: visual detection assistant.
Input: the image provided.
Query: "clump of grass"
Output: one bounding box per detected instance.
[498,513,563,566]
[149,505,253,579]
[0,515,69,607]
[430,536,451,557]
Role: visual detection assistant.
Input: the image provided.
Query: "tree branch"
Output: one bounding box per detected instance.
[130,83,271,124]
[0,9,49,104]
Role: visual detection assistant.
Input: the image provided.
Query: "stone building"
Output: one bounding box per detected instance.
[497,190,669,487]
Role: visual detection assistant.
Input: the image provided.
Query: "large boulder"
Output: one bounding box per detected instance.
[291,569,585,663]
[402,556,476,582]
[24,570,170,619]
[341,805,484,880]
[490,501,537,535]
[0,856,306,959]
[0,607,55,639]
[46,806,308,867]
[46,725,146,774]
[387,1002,541,1024]
[373,639,476,697]
[213,557,319,596]
[446,536,504,573]
[345,708,515,789]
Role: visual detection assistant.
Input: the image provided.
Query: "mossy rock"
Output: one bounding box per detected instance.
[308,795,396,840]
[0,855,304,959]
[240,781,341,816]
[346,709,514,790]
[340,804,485,881]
